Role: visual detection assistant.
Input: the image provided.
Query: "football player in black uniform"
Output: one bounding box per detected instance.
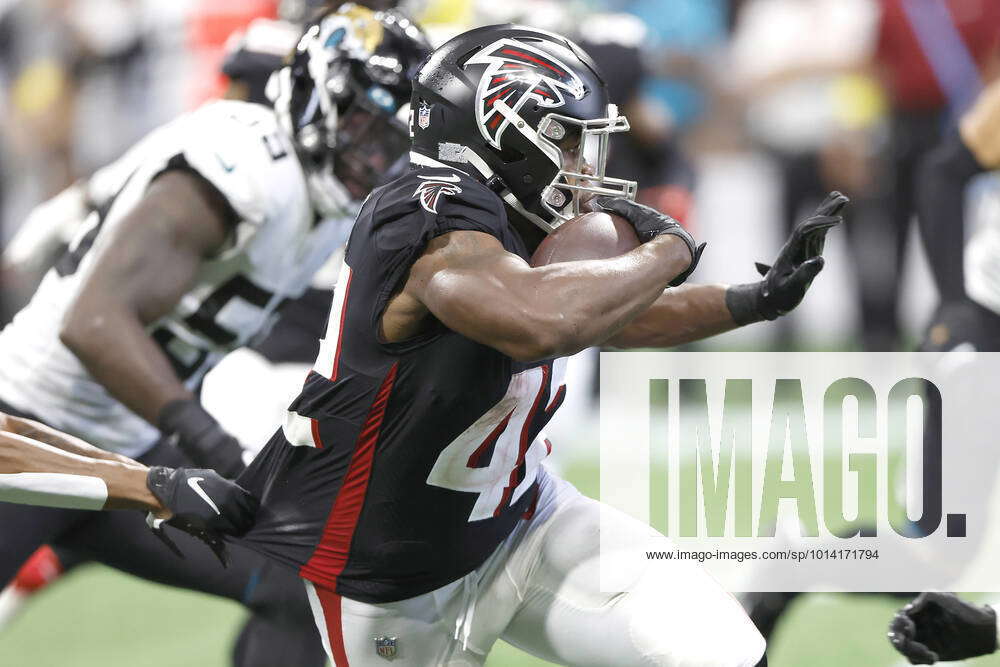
[232,23,846,666]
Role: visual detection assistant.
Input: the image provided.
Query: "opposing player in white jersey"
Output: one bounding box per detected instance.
[0,6,430,665]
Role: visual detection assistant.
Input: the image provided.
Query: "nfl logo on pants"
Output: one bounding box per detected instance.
[374,636,398,659]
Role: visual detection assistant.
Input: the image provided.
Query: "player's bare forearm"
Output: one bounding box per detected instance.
[0,430,162,512]
[61,304,194,424]
[412,230,692,361]
[607,284,737,349]
[59,170,233,424]
[0,413,133,464]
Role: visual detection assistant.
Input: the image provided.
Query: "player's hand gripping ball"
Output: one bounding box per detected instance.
[595,196,705,286]
[888,592,998,664]
[145,466,259,567]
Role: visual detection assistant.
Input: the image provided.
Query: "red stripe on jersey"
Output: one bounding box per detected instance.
[316,587,350,666]
[311,418,324,449]
[301,363,399,587]
[494,363,550,517]
[330,269,354,382]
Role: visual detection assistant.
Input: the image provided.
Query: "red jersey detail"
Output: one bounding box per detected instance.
[330,269,354,382]
[311,418,324,449]
[300,363,399,587]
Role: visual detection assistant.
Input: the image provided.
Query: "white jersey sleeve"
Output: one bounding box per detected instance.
[0,100,352,458]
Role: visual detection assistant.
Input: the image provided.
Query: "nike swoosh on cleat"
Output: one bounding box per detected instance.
[187,477,221,515]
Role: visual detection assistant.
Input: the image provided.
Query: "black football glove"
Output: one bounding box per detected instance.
[158,399,246,478]
[145,466,259,567]
[726,191,848,324]
[888,592,998,664]
[596,196,706,287]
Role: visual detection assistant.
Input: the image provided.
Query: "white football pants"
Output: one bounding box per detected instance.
[305,469,765,667]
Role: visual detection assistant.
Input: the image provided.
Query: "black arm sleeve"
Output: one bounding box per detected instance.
[916,134,986,302]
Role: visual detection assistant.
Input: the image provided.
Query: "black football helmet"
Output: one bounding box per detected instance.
[270,4,430,216]
[410,24,637,233]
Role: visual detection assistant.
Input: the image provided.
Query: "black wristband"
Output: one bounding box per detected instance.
[725,283,766,326]
[158,399,246,478]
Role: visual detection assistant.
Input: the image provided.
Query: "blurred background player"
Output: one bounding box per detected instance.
[0,5,429,665]
[0,0,416,631]
[742,38,1000,647]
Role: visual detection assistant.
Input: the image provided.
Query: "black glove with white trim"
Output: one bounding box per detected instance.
[889,592,998,664]
[145,466,258,567]
[726,191,848,324]
[596,196,705,286]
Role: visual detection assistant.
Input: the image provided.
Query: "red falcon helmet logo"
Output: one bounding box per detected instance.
[414,173,463,214]
[467,38,586,148]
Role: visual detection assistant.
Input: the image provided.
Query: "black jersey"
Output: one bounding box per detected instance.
[238,166,567,603]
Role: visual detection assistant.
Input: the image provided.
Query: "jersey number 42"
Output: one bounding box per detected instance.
[427,361,565,522]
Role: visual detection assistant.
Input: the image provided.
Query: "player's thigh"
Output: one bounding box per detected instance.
[306,581,487,667]
[502,484,764,667]
[0,502,89,586]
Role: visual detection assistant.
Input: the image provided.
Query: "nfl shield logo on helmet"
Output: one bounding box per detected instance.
[374,635,398,659]
[418,102,432,129]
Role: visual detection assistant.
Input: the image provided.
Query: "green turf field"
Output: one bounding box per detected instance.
[2,457,999,666]
[3,569,1000,666]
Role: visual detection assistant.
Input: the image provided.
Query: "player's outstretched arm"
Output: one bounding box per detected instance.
[0,426,158,511]
[889,592,999,664]
[607,192,848,348]
[391,225,698,361]
[59,169,246,476]
[0,412,134,464]
[0,418,257,565]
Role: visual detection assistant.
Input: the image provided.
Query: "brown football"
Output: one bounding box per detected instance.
[529,211,639,267]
